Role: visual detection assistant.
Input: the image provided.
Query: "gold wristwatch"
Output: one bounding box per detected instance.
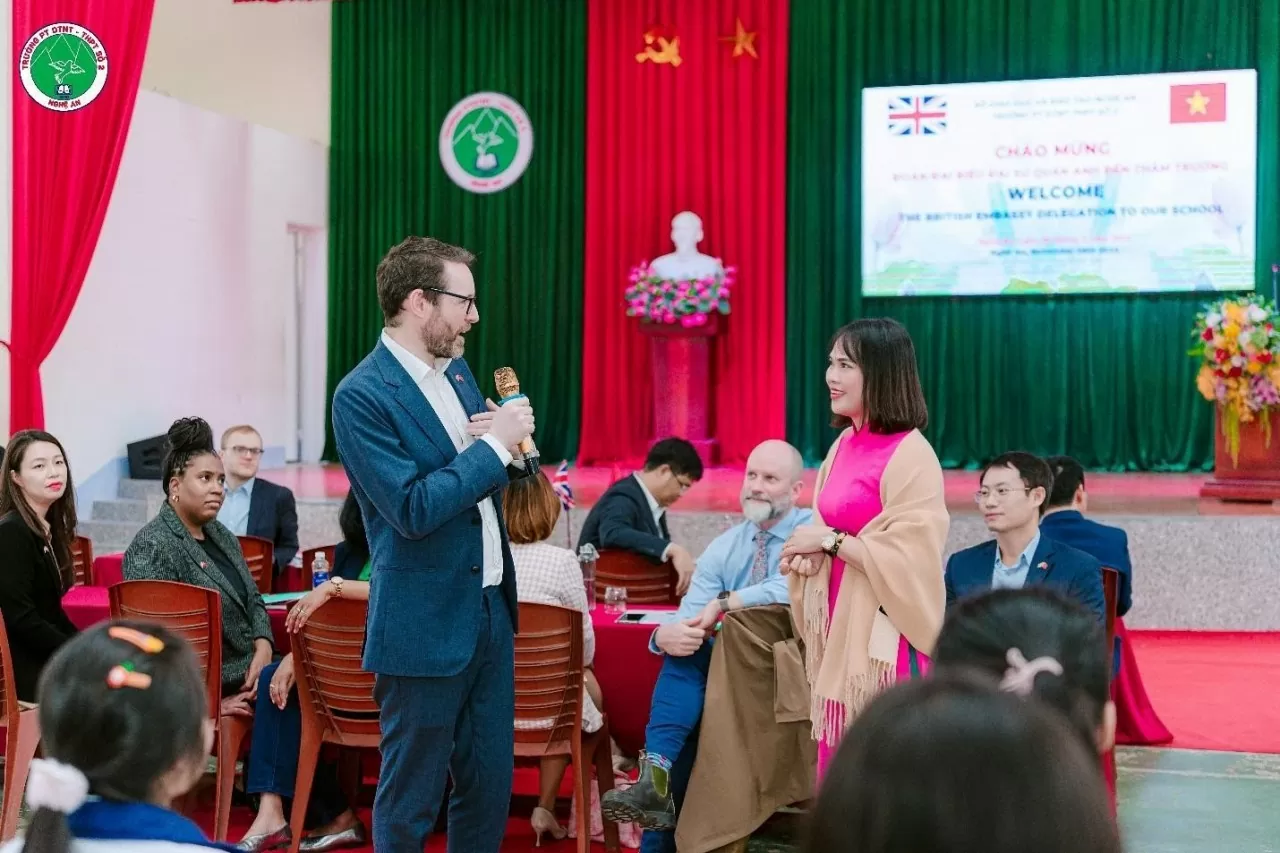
[329,576,345,598]
[821,530,847,557]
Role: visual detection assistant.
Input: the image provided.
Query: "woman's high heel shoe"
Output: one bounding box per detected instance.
[531,806,567,847]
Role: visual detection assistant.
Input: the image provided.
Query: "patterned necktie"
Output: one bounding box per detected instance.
[749,530,770,584]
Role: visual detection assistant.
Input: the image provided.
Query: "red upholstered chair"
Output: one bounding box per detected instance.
[285,598,378,853]
[515,603,619,853]
[593,550,678,604]
[109,580,251,842]
[237,535,275,595]
[0,617,41,841]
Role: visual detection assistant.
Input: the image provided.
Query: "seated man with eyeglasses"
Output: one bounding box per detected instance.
[944,451,1105,622]
[218,424,299,576]
[577,438,704,597]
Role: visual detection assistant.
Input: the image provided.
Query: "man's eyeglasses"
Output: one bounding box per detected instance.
[974,486,1031,503]
[423,287,476,314]
[675,476,695,493]
[227,446,264,458]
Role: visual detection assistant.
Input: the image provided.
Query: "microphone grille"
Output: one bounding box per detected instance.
[494,367,520,398]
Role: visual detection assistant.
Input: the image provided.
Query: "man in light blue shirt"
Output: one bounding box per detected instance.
[601,440,810,850]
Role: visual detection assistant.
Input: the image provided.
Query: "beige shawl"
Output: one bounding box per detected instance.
[788,428,950,744]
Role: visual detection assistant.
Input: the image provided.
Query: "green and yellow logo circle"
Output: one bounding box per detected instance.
[439,92,533,194]
[19,23,109,112]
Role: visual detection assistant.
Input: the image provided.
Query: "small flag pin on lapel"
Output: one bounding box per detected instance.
[1037,561,1048,571]
[200,562,208,569]
[455,374,464,383]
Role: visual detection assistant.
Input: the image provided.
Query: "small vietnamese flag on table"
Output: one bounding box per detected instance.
[1170,82,1227,123]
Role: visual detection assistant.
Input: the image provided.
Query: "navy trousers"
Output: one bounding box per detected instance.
[372,585,515,853]
[639,640,714,853]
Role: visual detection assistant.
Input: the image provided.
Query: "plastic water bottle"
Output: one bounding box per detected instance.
[311,552,330,589]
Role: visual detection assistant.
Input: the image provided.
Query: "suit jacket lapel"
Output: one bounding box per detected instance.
[375,344,457,460]
[160,507,247,609]
[448,361,487,418]
[972,540,999,592]
[1027,537,1057,586]
[623,477,662,537]
[246,481,266,538]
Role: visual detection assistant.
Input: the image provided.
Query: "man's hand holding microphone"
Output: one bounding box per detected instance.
[466,397,535,457]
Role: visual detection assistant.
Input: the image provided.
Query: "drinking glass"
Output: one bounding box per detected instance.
[604,585,628,616]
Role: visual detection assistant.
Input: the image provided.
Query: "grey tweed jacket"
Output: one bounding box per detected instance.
[122,502,274,689]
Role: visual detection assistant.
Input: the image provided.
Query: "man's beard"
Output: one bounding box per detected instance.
[422,317,464,359]
[741,494,788,524]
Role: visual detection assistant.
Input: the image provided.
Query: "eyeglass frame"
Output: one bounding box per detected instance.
[973,485,1033,504]
[422,286,476,314]
[225,445,264,458]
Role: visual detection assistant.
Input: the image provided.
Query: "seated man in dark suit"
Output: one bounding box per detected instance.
[1041,455,1132,617]
[217,424,299,576]
[945,451,1105,622]
[577,437,703,596]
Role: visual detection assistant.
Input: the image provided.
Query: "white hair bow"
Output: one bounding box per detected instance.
[26,759,90,814]
[999,647,1063,696]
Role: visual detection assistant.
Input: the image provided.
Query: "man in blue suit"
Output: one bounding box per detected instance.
[1041,455,1133,617]
[332,236,536,853]
[945,451,1106,622]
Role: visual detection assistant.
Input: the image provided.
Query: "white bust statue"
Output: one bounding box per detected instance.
[648,211,725,280]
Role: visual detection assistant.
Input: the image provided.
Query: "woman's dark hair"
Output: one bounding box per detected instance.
[338,491,369,558]
[162,417,217,499]
[23,621,208,853]
[502,472,562,545]
[805,672,1120,853]
[0,430,78,588]
[933,587,1109,754]
[829,318,928,433]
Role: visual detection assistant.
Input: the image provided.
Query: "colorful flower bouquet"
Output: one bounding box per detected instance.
[625,261,734,328]
[1190,294,1280,463]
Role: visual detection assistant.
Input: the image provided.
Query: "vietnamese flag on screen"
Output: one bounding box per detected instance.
[1170,83,1227,123]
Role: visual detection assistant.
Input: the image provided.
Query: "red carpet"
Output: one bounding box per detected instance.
[1130,630,1280,754]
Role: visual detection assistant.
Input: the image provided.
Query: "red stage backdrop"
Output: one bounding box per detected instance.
[12,0,154,432]
[579,0,789,466]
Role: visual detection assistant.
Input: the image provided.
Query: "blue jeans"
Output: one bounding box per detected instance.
[639,641,713,853]
[245,661,350,829]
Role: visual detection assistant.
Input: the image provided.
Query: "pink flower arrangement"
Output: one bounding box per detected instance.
[625,261,734,326]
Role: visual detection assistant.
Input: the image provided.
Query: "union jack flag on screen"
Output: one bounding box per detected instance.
[552,461,575,510]
[888,95,947,136]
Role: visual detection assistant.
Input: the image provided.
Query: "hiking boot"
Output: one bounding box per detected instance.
[600,754,676,831]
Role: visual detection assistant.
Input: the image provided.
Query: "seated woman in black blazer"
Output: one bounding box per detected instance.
[0,430,80,702]
[238,491,372,851]
[122,417,274,718]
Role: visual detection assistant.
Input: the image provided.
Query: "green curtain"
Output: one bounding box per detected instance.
[325,0,585,462]
[787,0,1280,469]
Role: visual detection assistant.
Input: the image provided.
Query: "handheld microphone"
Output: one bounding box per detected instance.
[493,367,540,475]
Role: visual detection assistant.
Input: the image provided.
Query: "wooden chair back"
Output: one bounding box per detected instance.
[290,598,379,746]
[0,616,41,840]
[514,603,585,756]
[70,536,94,587]
[594,549,677,604]
[109,580,223,720]
[1102,567,1119,670]
[237,535,275,595]
[0,617,22,734]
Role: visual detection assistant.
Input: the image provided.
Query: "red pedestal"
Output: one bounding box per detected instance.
[1200,408,1280,502]
[641,315,720,465]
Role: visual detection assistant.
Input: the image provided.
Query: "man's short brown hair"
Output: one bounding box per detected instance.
[220,424,261,448]
[502,473,562,545]
[376,236,476,324]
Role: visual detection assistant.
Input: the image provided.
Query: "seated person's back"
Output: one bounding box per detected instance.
[945,452,1104,622]
[1040,456,1132,617]
[577,437,705,594]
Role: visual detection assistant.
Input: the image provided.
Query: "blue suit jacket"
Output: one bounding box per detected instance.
[944,536,1106,623]
[332,342,526,678]
[1039,510,1132,617]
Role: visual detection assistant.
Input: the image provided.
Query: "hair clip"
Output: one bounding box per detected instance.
[108,626,165,654]
[999,647,1063,696]
[106,661,153,690]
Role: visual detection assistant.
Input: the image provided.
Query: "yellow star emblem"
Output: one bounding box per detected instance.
[720,18,758,59]
[1186,89,1211,115]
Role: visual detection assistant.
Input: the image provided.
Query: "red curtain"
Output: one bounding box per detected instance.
[579,0,789,466]
[11,0,155,432]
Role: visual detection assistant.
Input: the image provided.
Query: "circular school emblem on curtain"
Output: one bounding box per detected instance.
[439,92,534,194]
[19,23,109,112]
